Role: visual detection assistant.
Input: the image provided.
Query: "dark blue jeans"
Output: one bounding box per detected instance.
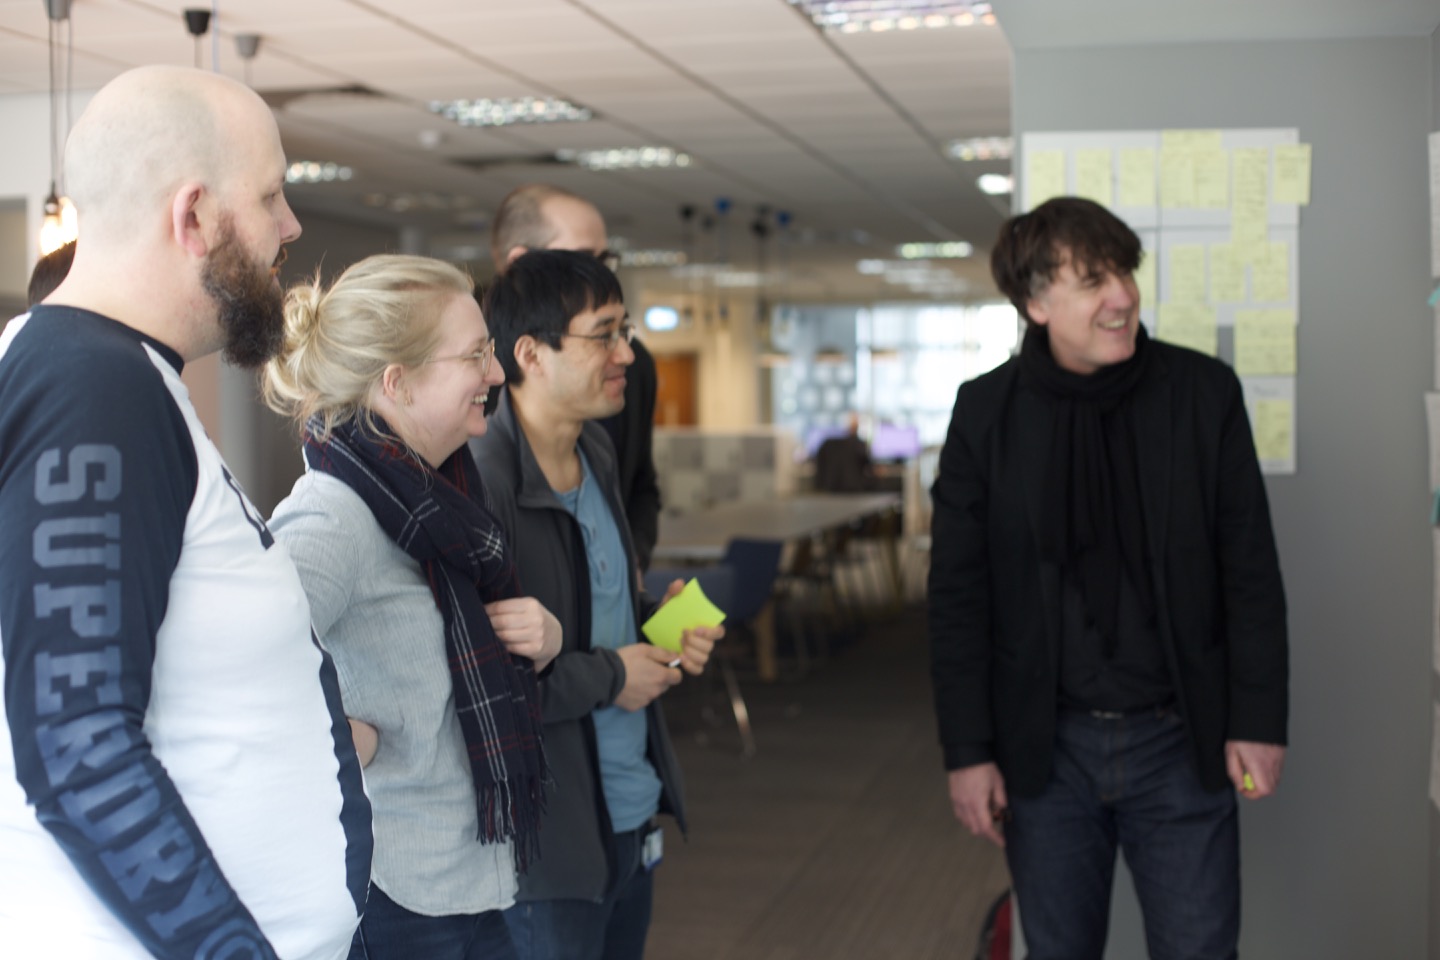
[349,885,518,960]
[503,825,655,960]
[1005,707,1239,960]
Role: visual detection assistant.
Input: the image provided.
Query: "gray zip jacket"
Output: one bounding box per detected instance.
[470,388,687,902]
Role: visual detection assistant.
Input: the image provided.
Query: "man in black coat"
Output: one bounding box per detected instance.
[929,197,1288,959]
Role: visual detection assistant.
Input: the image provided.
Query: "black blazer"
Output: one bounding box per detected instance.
[928,341,1288,796]
[604,337,661,571]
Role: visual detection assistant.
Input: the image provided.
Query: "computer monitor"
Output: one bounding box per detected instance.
[869,423,921,461]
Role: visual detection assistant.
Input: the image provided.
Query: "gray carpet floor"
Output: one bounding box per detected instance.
[646,605,1010,960]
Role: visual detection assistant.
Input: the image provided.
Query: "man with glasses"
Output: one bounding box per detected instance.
[490,184,663,572]
[470,250,719,960]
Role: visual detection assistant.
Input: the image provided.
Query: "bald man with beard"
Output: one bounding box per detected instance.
[0,66,372,960]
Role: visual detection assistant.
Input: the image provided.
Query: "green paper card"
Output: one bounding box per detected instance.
[641,579,726,653]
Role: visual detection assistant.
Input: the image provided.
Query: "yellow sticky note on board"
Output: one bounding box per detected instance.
[640,579,726,653]
[1163,129,1223,154]
[1134,250,1157,310]
[1074,148,1113,207]
[1118,148,1157,207]
[1160,148,1195,209]
[1193,149,1230,209]
[1168,244,1207,305]
[1208,243,1246,303]
[1272,144,1312,205]
[1157,303,1218,357]
[1253,400,1294,463]
[1251,242,1291,303]
[1234,309,1296,376]
[1159,130,1221,209]
[1026,150,1067,210]
[1231,147,1270,261]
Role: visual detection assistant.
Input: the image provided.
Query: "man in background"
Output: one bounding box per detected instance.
[813,412,874,493]
[0,65,370,959]
[929,197,1287,958]
[491,184,662,571]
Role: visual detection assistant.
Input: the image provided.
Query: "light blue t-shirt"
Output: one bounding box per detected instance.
[555,450,662,832]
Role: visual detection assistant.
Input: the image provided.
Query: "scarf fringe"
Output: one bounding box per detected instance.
[477,772,550,874]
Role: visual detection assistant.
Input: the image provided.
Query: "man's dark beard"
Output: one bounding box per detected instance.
[202,221,285,369]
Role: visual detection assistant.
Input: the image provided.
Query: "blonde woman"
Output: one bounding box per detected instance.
[264,255,558,960]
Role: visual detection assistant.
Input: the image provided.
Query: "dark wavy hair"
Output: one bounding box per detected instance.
[990,196,1142,322]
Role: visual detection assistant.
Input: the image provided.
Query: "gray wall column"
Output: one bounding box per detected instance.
[1011,36,1435,958]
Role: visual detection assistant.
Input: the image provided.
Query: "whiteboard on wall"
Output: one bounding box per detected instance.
[1020,128,1308,475]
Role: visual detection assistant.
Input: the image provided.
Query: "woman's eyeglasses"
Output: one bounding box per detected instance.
[425,339,495,378]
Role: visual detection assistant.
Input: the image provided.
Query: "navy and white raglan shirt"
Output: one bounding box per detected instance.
[0,305,372,960]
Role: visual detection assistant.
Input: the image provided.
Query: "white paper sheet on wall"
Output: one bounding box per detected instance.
[1429,132,1440,279]
[1435,305,1440,392]
[1433,528,1440,696]
[1021,129,1304,475]
[1242,377,1296,473]
[1432,700,1440,810]
[1426,392,1440,488]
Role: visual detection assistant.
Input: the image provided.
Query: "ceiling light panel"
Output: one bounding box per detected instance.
[429,96,595,128]
[945,136,1013,161]
[788,1,997,34]
[897,241,973,259]
[976,173,1014,195]
[286,161,354,184]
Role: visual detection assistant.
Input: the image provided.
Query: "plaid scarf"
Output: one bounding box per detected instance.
[304,417,546,871]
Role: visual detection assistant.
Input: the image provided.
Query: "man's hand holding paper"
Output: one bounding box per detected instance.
[642,578,727,676]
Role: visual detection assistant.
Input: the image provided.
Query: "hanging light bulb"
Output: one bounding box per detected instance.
[39,1,78,256]
[58,195,77,238]
[38,188,78,256]
[38,189,69,256]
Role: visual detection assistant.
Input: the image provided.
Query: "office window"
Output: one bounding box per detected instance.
[768,301,1019,453]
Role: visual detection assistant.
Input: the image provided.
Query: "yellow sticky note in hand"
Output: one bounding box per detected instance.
[640,579,726,653]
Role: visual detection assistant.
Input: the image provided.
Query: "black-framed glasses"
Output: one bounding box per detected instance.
[560,322,635,351]
[424,339,495,378]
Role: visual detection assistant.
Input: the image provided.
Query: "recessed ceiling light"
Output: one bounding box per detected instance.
[713,270,766,288]
[645,306,680,331]
[622,249,688,267]
[977,173,1014,195]
[559,147,692,171]
[945,136,1013,162]
[286,161,354,184]
[789,1,995,34]
[429,96,593,128]
[897,241,973,259]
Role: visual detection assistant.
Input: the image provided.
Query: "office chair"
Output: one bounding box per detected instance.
[646,540,781,757]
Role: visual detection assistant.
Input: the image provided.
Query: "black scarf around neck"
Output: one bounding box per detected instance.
[1019,325,1155,655]
[303,417,546,871]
